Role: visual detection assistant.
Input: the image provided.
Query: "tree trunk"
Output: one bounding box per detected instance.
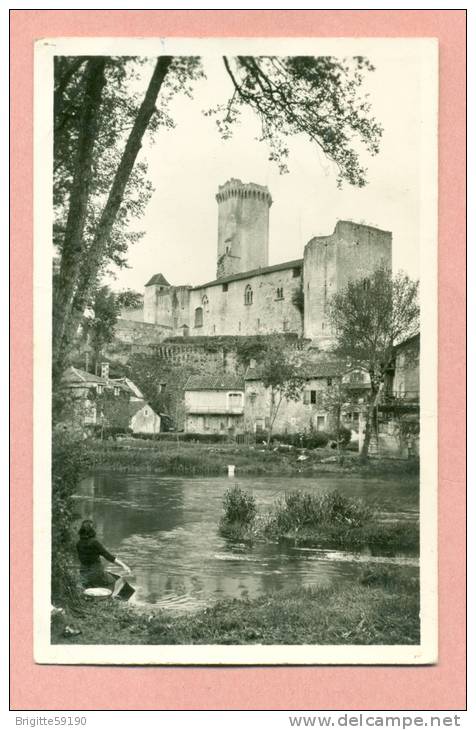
[53,55,173,388]
[66,56,173,352]
[52,58,107,387]
[360,385,380,461]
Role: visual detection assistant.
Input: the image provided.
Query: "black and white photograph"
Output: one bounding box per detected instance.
[33,37,438,664]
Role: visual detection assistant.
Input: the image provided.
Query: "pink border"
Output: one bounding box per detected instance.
[10,10,466,710]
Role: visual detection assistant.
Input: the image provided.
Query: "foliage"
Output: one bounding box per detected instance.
[271,431,331,449]
[52,56,204,384]
[222,486,257,525]
[267,489,373,536]
[128,432,230,443]
[212,55,382,186]
[81,285,119,369]
[332,426,352,447]
[291,284,305,317]
[115,289,144,310]
[51,430,90,605]
[327,267,419,458]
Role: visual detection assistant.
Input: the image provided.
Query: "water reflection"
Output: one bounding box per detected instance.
[74,472,419,611]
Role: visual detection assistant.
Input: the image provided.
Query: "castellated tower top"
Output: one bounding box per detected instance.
[216,179,272,279]
[216,178,273,207]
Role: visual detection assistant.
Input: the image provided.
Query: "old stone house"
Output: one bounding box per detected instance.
[61,366,161,436]
[377,334,420,457]
[128,401,161,435]
[244,360,369,438]
[184,374,245,435]
[60,366,131,432]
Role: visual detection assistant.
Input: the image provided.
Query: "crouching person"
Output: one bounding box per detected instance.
[77,519,130,590]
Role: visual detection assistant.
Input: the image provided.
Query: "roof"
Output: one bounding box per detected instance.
[110,377,144,399]
[145,273,170,288]
[394,332,420,351]
[62,367,130,391]
[244,359,345,381]
[128,400,159,418]
[62,366,108,385]
[192,259,303,291]
[184,374,245,391]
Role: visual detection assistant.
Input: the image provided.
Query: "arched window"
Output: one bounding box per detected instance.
[244,285,253,305]
[194,307,203,328]
[202,295,209,312]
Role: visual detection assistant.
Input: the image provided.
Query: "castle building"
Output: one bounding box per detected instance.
[138,179,392,349]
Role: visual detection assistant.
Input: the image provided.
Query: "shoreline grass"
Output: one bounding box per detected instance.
[52,566,420,646]
[87,439,419,478]
[219,487,419,554]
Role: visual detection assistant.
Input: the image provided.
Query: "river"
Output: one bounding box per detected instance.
[74,472,419,612]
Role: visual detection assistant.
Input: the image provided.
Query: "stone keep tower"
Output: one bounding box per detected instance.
[216,179,272,278]
[303,221,392,349]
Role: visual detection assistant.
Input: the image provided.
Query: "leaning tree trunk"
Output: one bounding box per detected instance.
[52,58,107,388]
[53,55,173,389]
[66,57,173,352]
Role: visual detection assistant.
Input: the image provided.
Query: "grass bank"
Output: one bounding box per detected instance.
[52,566,419,646]
[87,439,419,478]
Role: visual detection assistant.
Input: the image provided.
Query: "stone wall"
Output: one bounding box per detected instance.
[189,265,303,337]
[303,221,392,346]
[114,318,171,345]
[244,377,334,435]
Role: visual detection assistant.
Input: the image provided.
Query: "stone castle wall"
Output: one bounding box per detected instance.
[303,221,392,346]
[189,265,303,337]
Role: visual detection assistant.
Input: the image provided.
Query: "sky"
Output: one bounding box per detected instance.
[107,45,426,294]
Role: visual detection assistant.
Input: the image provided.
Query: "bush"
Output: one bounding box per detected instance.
[222,486,257,525]
[270,431,331,449]
[332,426,352,447]
[51,429,91,605]
[266,489,373,535]
[129,432,229,443]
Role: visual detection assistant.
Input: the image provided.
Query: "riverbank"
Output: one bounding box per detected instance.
[87,439,419,478]
[52,566,420,646]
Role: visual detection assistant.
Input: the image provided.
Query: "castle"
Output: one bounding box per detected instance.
[124,178,392,350]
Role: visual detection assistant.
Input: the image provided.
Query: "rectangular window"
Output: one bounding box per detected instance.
[283,320,289,331]
[303,390,311,405]
[222,283,228,292]
[327,377,333,387]
[292,267,301,278]
[310,390,317,405]
[316,415,326,431]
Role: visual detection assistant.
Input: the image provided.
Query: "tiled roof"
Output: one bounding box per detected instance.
[62,367,130,391]
[184,374,245,391]
[62,366,108,385]
[128,400,151,417]
[145,273,170,287]
[192,259,303,290]
[245,359,345,381]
